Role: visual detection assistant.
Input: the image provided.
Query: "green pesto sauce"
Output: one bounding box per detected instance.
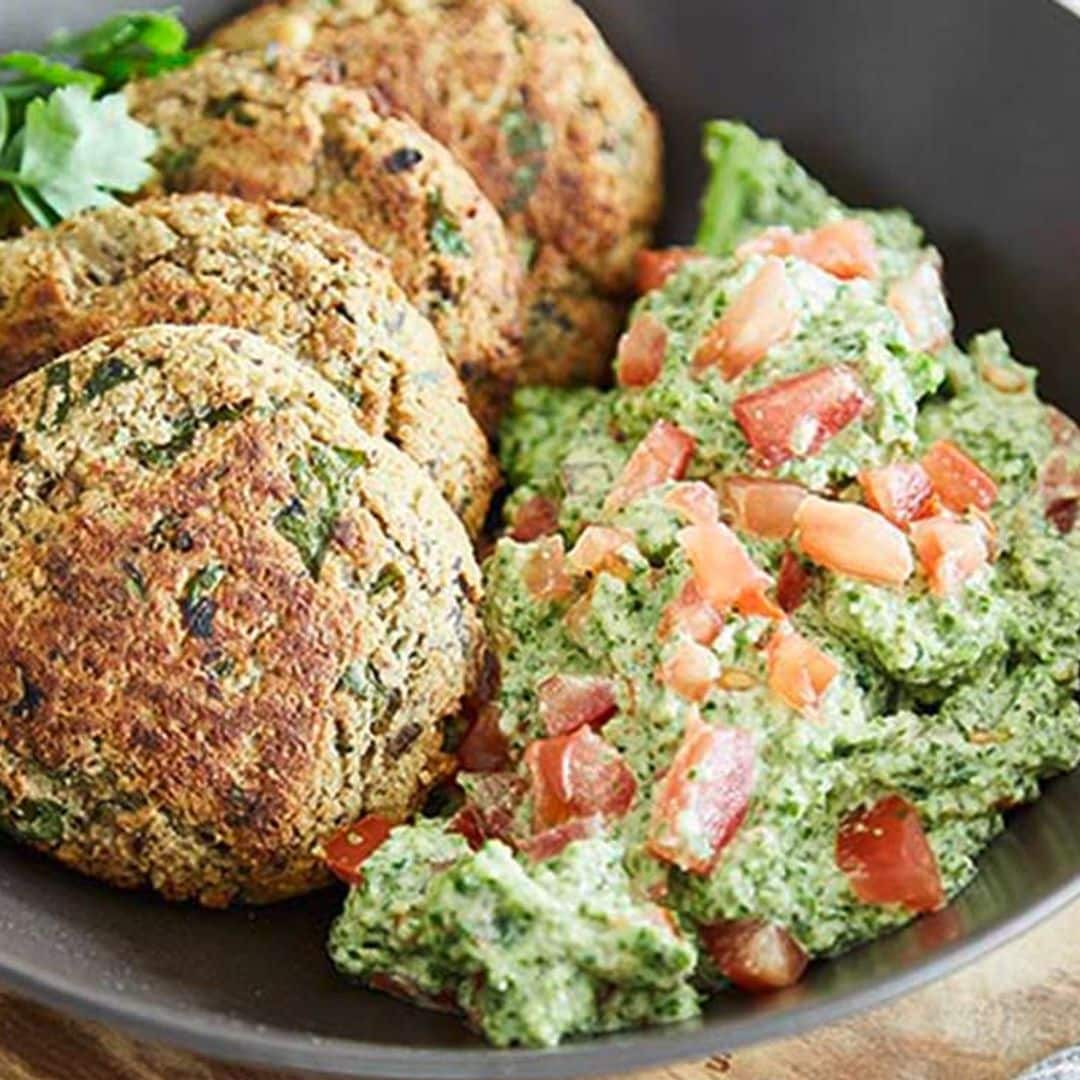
[328,823,699,1047]
[328,122,1080,1048]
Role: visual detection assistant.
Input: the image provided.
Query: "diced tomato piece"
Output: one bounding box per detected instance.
[733,366,872,469]
[604,420,697,513]
[457,704,511,772]
[836,795,945,913]
[448,804,486,850]
[658,579,725,646]
[922,440,998,513]
[692,258,799,380]
[615,313,668,388]
[797,219,879,280]
[887,256,952,353]
[859,462,934,527]
[524,727,637,831]
[766,623,838,713]
[776,550,812,613]
[323,814,394,886]
[458,772,529,846]
[520,814,604,861]
[725,476,807,540]
[509,495,560,542]
[1040,407,1080,533]
[538,674,619,736]
[648,711,755,874]
[679,522,782,619]
[795,496,913,586]
[737,219,879,281]
[700,919,809,993]
[521,536,574,602]
[663,480,721,526]
[635,247,703,294]
[566,525,638,578]
[659,640,720,703]
[910,516,989,596]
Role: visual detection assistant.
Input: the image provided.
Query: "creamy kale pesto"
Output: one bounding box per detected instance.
[329,122,1080,1048]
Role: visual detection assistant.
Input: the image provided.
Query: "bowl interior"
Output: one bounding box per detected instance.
[2,1,1080,1076]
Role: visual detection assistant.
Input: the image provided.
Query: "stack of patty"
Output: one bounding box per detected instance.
[0,196,491,904]
[0,0,661,905]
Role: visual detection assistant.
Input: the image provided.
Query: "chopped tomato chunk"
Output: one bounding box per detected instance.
[910,516,989,596]
[520,815,604,861]
[836,795,945,913]
[658,579,725,646]
[795,496,913,586]
[521,536,573,602]
[766,623,838,712]
[448,804,486,850]
[776,550,812,613]
[692,258,799,380]
[323,814,394,886]
[663,480,721,526]
[733,365,872,469]
[887,256,952,353]
[457,772,528,846]
[635,247,703,294]
[604,421,697,513]
[648,711,755,874]
[679,522,782,619]
[615,313,668,388]
[567,525,638,578]
[659,640,720,703]
[509,494,560,541]
[737,219,879,281]
[1040,407,1080,533]
[922,440,998,513]
[725,476,807,539]
[457,704,511,772]
[538,674,619,736]
[700,919,809,992]
[859,462,934,527]
[524,727,637,832]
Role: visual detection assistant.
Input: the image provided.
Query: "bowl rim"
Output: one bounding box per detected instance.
[2,869,1078,1078]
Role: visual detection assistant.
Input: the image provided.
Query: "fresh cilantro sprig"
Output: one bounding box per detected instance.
[0,10,196,229]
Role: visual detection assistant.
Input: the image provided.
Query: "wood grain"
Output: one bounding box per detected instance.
[2,900,1079,1080]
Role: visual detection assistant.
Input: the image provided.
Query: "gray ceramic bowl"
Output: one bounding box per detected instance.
[3,1,1080,1076]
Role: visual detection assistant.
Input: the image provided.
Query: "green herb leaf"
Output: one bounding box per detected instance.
[274,444,367,580]
[10,799,65,844]
[82,354,136,401]
[501,107,550,158]
[120,558,147,601]
[16,85,158,219]
[180,563,226,639]
[0,53,103,93]
[133,400,250,469]
[427,190,471,258]
[36,359,72,430]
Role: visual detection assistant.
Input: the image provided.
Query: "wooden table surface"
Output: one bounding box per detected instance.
[2,899,1078,1080]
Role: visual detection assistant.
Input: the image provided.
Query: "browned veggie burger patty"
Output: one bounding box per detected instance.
[211,0,664,386]
[127,50,523,433]
[0,193,497,533]
[0,324,484,906]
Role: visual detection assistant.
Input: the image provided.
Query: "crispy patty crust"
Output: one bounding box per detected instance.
[128,50,523,431]
[0,324,484,905]
[0,193,497,533]
[211,0,664,385]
